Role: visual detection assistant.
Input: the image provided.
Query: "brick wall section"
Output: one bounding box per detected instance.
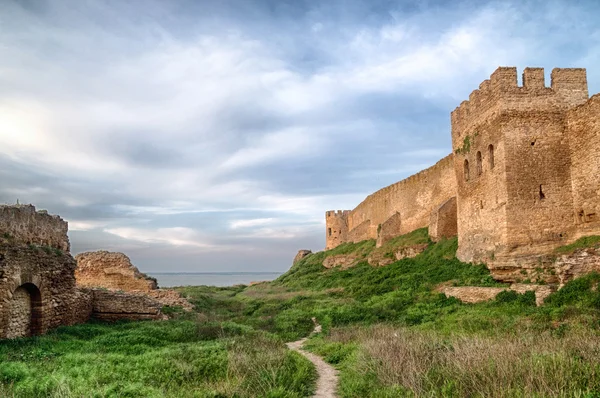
[347,220,370,244]
[325,211,349,250]
[0,242,87,338]
[567,94,600,238]
[0,205,70,252]
[5,287,32,338]
[75,250,192,310]
[75,251,158,292]
[91,289,163,321]
[376,212,402,247]
[326,155,456,249]
[429,197,458,242]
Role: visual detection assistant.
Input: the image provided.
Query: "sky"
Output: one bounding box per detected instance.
[0,0,599,273]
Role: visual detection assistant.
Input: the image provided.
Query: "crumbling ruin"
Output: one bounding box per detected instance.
[75,251,193,310]
[0,205,90,338]
[0,205,168,339]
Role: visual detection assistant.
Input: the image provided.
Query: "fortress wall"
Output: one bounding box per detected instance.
[452,67,589,264]
[503,111,576,254]
[346,155,457,242]
[454,117,509,263]
[568,94,600,237]
[0,205,70,252]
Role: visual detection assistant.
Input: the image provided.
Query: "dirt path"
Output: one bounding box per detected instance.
[286,319,339,398]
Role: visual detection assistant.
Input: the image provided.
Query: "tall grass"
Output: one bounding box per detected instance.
[0,320,316,397]
[308,325,600,397]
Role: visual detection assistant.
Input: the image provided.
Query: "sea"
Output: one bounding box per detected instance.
[148,272,283,288]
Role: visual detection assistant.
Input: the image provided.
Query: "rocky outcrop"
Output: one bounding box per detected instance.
[323,255,360,270]
[75,250,192,311]
[367,244,429,267]
[294,250,312,265]
[555,248,600,286]
[75,251,158,292]
[442,283,556,306]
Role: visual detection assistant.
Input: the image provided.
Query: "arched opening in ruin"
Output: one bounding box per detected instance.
[476,151,483,176]
[328,228,332,236]
[488,145,494,169]
[5,283,42,339]
[464,159,470,181]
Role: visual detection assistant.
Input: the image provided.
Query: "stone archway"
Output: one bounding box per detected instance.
[5,283,42,339]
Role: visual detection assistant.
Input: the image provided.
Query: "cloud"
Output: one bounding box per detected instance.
[103,227,220,249]
[230,218,275,229]
[0,0,598,272]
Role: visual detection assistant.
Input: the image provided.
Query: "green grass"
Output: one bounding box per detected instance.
[0,320,316,397]
[4,229,600,397]
[555,235,600,255]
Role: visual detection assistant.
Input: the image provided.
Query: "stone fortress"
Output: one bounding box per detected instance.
[0,205,190,339]
[326,67,600,282]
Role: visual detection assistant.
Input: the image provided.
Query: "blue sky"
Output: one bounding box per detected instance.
[0,0,599,273]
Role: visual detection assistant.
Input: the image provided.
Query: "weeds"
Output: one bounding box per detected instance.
[555,236,600,255]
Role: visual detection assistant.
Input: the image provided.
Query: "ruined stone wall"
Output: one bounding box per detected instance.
[452,67,589,265]
[343,155,457,245]
[75,251,158,292]
[0,242,88,339]
[75,250,192,311]
[91,289,163,321]
[0,205,70,252]
[429,197,457,242]
[567,94,600,238]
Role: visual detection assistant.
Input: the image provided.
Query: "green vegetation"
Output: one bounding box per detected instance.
[4,229,600,397]
[454,133,479,155]
[0,320,316,398]
[555,235,600,255]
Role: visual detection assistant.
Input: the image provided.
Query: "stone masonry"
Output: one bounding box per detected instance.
[0,205,168,340]
[75,250,192,310]
[0,205,91,339]
[326,67,600,282]
[76,251,158,292]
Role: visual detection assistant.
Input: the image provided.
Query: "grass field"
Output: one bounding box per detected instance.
[0,320,316,397]
[2,230,600,397]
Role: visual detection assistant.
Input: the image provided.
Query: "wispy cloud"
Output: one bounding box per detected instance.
[0,0,598,271]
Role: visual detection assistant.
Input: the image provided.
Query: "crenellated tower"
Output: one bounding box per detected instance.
[325,210,350,250]
[452,67,589,270]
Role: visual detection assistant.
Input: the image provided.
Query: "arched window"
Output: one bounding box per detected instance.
[328,228,332,236]
[464,159,470,181]
[488,145,495,169]
[476,151,483,176]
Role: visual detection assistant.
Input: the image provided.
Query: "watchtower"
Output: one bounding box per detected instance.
[325,210,350,250]
[451,67,589,264]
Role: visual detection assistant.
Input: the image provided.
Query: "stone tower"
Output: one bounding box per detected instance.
[325,210,350,250]
[451,67,589,267]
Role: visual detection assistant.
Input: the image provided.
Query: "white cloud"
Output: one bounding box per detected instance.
[230,218,275,229]
[103,227,221,249]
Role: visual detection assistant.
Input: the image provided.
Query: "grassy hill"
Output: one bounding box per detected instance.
[177,229,600,397]
[2,229,600,397]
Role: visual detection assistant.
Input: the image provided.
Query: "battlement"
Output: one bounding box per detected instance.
[451,67,588,146]
[0,204,70,252]
[326,210,350,218]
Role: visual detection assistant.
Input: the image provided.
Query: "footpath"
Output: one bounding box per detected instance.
[286,319,339,398]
